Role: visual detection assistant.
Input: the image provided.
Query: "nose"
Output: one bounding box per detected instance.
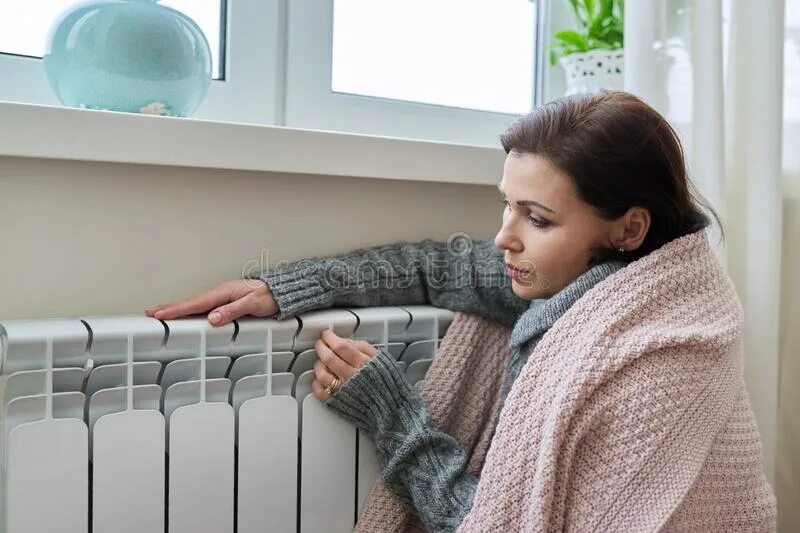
[494,218,522,253]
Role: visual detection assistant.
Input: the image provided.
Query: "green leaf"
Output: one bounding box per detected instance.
[592,18,622,43]
[553,30,589,51]
[584,0,597,22]
[587,37,613,50]
[603,29,624,45]
[553,0,624,53]
[587,15,604,38]
[599,0,614,19]
[568,0,588,26]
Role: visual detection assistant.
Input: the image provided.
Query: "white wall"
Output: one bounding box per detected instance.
[0,156,503,320]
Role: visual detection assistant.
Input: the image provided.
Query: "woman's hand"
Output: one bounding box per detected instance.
[145,279,278,326]
[312,328,378,401]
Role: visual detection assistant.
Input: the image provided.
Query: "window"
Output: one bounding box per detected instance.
[0,0,544,146]
[330,0,535,115]
[0,0,280,125]
[287,0,542,146]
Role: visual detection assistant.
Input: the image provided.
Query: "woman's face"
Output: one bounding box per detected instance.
[494,151,621,300]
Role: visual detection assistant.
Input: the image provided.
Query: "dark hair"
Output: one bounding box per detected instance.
[499,90,721,263]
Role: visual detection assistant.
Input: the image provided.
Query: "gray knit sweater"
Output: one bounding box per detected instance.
[261,237,625,532]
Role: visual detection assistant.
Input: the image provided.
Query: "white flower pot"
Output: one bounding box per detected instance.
[559,49,624,96]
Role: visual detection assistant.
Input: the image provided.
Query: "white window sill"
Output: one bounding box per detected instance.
[0,100,506,186]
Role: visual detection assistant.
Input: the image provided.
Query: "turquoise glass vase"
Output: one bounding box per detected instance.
[43,0,213,117]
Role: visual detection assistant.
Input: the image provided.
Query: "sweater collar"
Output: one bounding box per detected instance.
[508,260,627,353]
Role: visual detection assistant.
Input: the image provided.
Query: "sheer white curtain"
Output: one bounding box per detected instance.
[624,1,797,530]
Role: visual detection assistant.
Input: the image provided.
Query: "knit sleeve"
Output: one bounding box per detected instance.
[257,237,527,329]
[325,348,477,533]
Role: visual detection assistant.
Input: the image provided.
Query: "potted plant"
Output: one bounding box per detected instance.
[549,0,624,96]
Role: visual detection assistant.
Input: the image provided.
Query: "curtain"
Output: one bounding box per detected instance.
[624,1,797,530]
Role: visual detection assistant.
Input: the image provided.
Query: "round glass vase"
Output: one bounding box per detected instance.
[43,0,212,117]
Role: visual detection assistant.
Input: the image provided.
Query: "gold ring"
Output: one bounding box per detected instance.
[324,376,342,396]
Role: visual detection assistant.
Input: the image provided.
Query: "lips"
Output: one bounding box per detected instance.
[505,262,530,274]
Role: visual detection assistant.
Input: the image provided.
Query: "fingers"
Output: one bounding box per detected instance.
[208,291,275,326]
[312,360,341,401]
[150,286,229,321]
[313,360,337,387]
[352,340,378,357]
[311,379,331,402]
[207,291,261,326]
[314,338,354,381]
[320,329,371,368]
[310,336,377,402]
[145,303,173,317]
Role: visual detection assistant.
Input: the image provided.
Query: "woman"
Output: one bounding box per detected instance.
[146,91,777,531]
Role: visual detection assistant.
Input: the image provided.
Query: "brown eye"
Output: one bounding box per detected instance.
[527,215,550,228]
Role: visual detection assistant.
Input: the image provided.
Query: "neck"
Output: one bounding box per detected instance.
[508,260,626,352]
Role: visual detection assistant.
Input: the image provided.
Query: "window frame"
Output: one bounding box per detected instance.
[0,0,548,149]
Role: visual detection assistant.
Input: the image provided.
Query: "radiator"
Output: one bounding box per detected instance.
[0,305,453,533]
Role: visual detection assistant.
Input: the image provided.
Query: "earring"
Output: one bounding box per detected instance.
[618,246,625,253]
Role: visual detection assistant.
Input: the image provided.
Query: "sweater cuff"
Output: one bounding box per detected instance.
[325,348,424,436]
[259,262,335,321]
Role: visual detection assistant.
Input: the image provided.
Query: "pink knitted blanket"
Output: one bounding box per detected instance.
[357,229,777,532]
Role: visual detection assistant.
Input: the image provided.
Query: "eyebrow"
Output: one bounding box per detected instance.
[497,183,556,213]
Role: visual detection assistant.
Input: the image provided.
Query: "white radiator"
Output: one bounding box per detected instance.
[0,305,453,533]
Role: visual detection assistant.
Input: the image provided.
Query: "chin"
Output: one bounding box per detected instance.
[511,278,541,300]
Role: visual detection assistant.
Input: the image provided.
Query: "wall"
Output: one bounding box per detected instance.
[0,156,502,321]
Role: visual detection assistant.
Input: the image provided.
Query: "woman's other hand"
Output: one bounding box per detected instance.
[145,279,277,326]
[312,328,378,401]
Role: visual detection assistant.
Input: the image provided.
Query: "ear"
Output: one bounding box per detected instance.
[614,207,651,252]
